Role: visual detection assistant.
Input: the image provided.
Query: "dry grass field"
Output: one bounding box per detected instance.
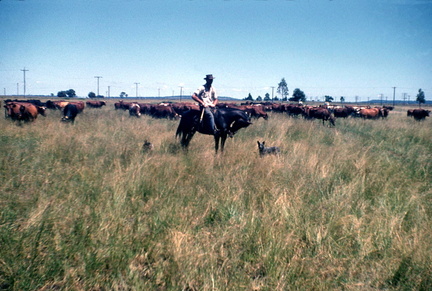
[1,99,431,290]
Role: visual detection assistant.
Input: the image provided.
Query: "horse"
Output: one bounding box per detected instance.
[176,107,252,152]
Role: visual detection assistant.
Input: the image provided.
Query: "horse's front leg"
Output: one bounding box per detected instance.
[219,133,227,153]
[214,133,220,153]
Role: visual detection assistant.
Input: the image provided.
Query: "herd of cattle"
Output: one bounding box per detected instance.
[2,98,431,125]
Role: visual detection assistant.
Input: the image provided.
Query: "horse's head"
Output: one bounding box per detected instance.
[229,117,252,135]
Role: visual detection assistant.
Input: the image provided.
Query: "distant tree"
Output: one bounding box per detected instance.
[66,89,76,98]
[289,88,306,102]
[256,95,262,101]
[244,93,254,101]
[325,95,334,102]
[277,78,289,101]
[88,92,96,98]
[57,91,67,98]
[273,96,279,101]
[416,88,425,107]
[340,96,345,103]
[120,92,128,98]
[264,93,270,101]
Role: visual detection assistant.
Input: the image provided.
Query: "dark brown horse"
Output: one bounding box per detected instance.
[176,108,252,152]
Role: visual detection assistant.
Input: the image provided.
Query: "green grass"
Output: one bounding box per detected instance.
[0,101,431,290]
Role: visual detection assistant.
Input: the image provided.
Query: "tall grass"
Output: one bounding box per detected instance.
[1,102,431,290]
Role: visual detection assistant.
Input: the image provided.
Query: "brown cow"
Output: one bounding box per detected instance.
[171,102,199,116]
[306,107,335,126]
[114,100,134,110]
[149,104,178,119]
[136,103,153,115]
[54,101,70,110]
[333,106,356,118]
[238,105,268,120]
[286,104,304,117]
[359,108,383,119]
[86,100,106,108]
[44,100,84,112]
[67,101,85,113]
[4,102,44,124]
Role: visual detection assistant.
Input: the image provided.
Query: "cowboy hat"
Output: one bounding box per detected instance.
[204,74,215,80]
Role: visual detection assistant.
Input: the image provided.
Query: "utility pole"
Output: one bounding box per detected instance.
[134,82,140,98]
[4,88,6,96]
[158,88,160,98]
[179,86,183,102]
[94,76,102,96]
[17,83,19,95]
[392,87,396,107]
[108,86,111,98]
[21,67,28,97]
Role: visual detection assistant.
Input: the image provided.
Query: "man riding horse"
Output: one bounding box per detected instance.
[191,74,219,135]
[176,74,252,152]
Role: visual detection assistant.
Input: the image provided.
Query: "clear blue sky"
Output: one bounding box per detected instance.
[1,0,431,102]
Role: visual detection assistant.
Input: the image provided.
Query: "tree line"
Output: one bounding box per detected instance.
[243,78,427,106]
[56,83,426,105]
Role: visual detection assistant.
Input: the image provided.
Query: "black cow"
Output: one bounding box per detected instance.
[409,109,430,121]
[61,103,79,124]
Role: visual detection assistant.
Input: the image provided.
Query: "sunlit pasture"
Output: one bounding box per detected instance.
[1,99,431,290]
